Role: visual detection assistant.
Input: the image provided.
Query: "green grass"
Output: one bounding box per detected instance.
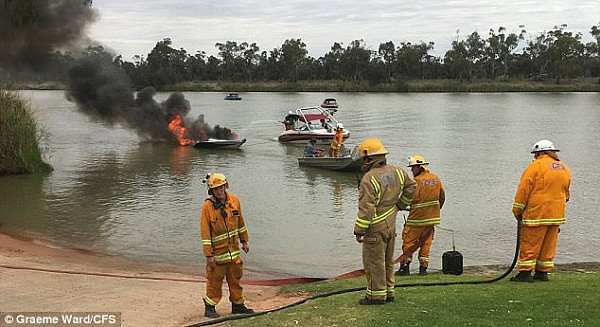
[0,90,52,175]
[223,271,599,327]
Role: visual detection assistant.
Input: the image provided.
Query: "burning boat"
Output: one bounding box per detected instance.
[167,113,245,149]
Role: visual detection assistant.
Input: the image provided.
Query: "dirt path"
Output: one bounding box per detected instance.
[0,233,305,327]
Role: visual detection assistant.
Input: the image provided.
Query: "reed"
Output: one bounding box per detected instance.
[0,90,52,175]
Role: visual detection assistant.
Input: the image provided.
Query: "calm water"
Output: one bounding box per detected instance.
[1,91,599,277]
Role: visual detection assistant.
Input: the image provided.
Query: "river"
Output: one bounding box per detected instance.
[0,90,598,277]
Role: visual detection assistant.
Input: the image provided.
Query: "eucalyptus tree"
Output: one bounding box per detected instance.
[146,38,189,86]
[588,24,600,83]
[526,25,585,83]
[340,39,373,83]
[321,42,344,80]
[483,26,525,79]
[280,39,308,82]
[215,41,259,81]
[395,42,435,79]
[444,39,470,81]
[378,41,395,83]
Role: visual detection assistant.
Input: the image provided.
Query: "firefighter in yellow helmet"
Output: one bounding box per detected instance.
[200,173,254,318]
[396,155,445,276]
[354,139,416,304]
[510,140,571,282]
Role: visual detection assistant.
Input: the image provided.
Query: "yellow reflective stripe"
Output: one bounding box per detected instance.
[355,216,370,229]
[365,289,387,296]
[518,260,536,266]
[395,169,405,190]
[211,229,239,242]
[419,256,429,261]
[400,195,412,205]
[202,239,212,245]
[371,176,381,206]
[522,218,565,225]
[238,226,247,233]
[371,206,396,225]
[387,287,395,293]
[412,200,440,208]
[406,217,440,226]
[536,260,554,267]
[215,251,240,263]
[513,202,525,209]
[204,296,217,306]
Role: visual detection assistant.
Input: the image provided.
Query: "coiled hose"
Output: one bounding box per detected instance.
[187,220,521,327]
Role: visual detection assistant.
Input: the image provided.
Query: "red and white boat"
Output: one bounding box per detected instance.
[278,106,349,143]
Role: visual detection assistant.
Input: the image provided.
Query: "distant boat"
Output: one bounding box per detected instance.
[321,98,338,110]
[194,138,246,149]
[224,93,242,100]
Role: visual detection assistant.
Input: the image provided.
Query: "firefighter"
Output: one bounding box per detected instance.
[511,140,571,282]
[396,155,445,276]
[354,138,416,304]
[201,173,254,318]
[328,123,344,157]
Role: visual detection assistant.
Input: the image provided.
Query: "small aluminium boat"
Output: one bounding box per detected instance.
[298,155,362,172]
[278,106,349,143]
[298,146,362,172]
[194,138,246,149]
[224,93,242,100]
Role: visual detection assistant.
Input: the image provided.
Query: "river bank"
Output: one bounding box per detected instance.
[5,78,600,92]
[0,232,306,327]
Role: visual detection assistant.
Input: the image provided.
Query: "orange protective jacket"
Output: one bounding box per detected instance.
[201,193,249,264]
[512,154,571,226]
[406,171,445,226]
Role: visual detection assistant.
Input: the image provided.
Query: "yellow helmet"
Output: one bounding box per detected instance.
[407,155,429,171]
[204,173,228,189]
[358,138,388,157]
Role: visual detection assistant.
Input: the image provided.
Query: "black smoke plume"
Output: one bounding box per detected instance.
[0,0,237,144]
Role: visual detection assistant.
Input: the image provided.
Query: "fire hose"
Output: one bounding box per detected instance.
[186,219,522,326]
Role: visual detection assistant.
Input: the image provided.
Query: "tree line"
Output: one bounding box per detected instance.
[7,24,600,88]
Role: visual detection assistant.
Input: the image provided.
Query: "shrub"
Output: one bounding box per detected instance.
[0,90,52,175]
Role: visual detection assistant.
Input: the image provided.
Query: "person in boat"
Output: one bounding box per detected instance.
[396,155,445,277]
[354,138,416,305]
[320,118,331,131]
[328,123,344,157]
[305,138,324,157]
[201,173,254,318]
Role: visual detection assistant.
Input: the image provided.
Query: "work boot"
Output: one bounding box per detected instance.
[396,263,410,276]
[204,304,219,318]
[419,266,428,276]
[533,271,549,282]
[509,271,534,282]
[358,298,386,305]
[231,303,255,314]
[385,297,395,303]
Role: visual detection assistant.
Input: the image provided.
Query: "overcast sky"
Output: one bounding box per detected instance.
[88,0,599,61]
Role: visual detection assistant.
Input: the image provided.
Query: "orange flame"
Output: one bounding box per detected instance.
[167,114,195,146]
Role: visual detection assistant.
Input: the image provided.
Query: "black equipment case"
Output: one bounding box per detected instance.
[442,250,463,275]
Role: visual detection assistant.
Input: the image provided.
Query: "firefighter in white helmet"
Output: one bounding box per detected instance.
[200,173,254,318]
[354,138,416,304]
[397,155,445,276]
[328,123,345,157]
[510,140,571,282]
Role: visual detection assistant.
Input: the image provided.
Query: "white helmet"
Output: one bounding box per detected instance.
[336,123,344,129]
[531,139,559,153]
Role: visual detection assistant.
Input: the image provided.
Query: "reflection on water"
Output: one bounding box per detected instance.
[0,91,599,277]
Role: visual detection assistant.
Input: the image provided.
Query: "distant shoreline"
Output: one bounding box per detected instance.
[5,78,600,93]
